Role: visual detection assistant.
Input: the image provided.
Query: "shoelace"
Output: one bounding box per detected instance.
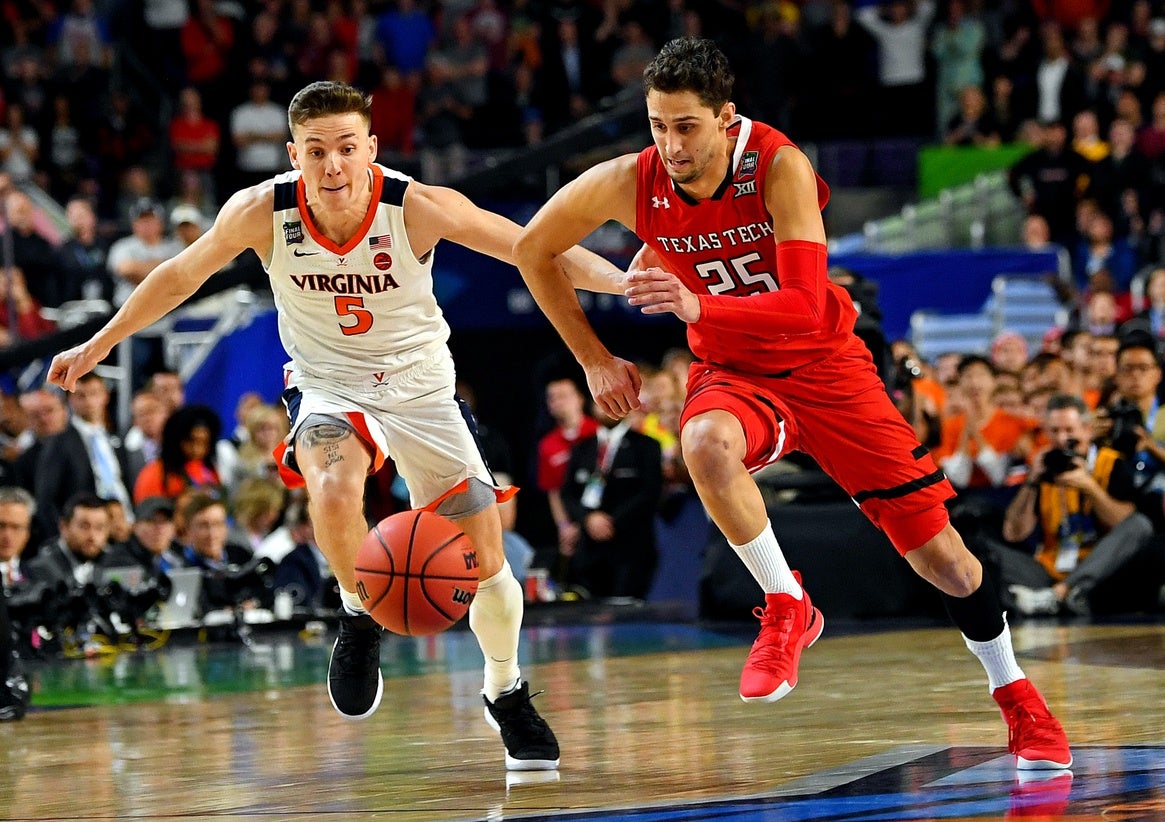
[746,605,797,669]
[1004,701,1062,754]
[333,623,380,678]
[494,690,554,742]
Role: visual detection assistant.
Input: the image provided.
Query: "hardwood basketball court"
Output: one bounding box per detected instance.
[3,614,1163,820]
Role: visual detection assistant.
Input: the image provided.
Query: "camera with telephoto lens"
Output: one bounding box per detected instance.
[1041,439,1081,481]
[1107,399,1145,457]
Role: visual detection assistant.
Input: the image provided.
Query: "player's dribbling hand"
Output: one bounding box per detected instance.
[624,267,701,323]
[47,344,102,392]
[584,355,642,420]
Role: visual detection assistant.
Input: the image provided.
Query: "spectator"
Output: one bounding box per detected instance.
[177,492,254,614]
[122,390,168,489]
[168,87,220,203]
[999,394,1157,616]
[147,371,186,415]
[1070,108,1108,162]
[374,0,436,81]
[933,355,1038,489]
[60,197,113,303]
[1131,266,1165,337]
[803,0,877,139]
[559,401,663,601]
[48,0,113,70]
[121,495,183,579]
[42,95,88,203]
[13,389,68,496]
[855,0,936,136]
[1033,22,1088,125]
[536,377,598,566]
[169,204,206,250]
[4,189,67,309]
[1009,119,1092,247]
[991,330,1030,375]
[106,197,183,308]
[369,66,418,163]
[931,0,986,138]
[179,0,236,110]
[1136,91,1165,160]
[0,267,56,345]
[105,497,132,545]
[23,492,132,588]
[34,373,131,537]
[272,500,331,612]
[1089,118,1151,224]
[0,487,35,592]
[229,477,285,553]
[0,104,39,183]
[1104,337,1165,517]
[229,80,288,188]
[944,84,1001,146]
[988,75,1023,143]
[133,404,222,504]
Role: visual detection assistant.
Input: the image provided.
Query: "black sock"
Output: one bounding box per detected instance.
[940,573,1005,642]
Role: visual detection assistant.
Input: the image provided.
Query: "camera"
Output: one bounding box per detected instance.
[1107,399,1145,457]
[1041,440,1081,481]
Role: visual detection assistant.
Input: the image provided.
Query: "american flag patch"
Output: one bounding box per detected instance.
[368,234,392,248]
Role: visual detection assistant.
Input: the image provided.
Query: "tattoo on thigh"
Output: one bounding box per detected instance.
[298,424,353,453]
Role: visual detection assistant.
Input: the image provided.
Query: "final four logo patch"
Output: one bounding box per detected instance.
[739,151,759,178]
[283,221,304,245]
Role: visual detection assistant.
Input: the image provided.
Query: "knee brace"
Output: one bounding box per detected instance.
[435,477,496,520]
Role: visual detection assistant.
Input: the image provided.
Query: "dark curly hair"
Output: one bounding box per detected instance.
[643,37,735,112]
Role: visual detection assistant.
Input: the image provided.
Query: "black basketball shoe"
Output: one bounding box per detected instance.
[327,610,384,720]
[483,681,560,771]
[0,650,29,722]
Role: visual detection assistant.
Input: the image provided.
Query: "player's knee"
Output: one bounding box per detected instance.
[308,471,365,519]
[680,415,742,483]
[903,519,979,596]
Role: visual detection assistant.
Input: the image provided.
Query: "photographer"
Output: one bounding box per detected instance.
[999,394,1156,616]
[1099,336,1165,529]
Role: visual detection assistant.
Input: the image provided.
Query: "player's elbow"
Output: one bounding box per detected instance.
[512,230,551,275]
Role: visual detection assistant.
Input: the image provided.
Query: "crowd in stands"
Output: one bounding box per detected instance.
[889,318,1165,619]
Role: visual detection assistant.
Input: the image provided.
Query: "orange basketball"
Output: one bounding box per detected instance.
[354,510,480,636]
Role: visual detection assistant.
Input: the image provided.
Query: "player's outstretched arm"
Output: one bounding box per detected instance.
[402,181,624,293]
[48,185,272,392]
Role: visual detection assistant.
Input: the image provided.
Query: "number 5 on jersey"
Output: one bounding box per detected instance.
[335,295,374,335]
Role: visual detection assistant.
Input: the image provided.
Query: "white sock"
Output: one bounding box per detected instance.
[469,561,523,702]
[963,616,1026,692]
[730,521,802,598]
[339,587,367,615]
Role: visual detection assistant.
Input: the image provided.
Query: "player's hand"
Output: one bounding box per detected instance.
[47,342,103,392]
[624,267,701,323]
[584,355,642,419]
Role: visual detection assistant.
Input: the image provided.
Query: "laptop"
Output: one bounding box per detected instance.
[154,568,204,629]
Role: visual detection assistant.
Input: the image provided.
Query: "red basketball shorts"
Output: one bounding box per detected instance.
[679,337,955,554]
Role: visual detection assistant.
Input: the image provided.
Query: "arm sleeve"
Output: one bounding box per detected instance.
[696,240,827,335]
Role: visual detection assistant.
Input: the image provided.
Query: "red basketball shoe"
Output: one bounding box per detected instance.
[739,571,824,702]
[993,679,1073,770]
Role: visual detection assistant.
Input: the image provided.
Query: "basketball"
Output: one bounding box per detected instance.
[354,510,480,636]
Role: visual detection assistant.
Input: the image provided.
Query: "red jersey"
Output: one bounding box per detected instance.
[635,117,858,375]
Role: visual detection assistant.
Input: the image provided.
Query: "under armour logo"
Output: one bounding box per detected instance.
[652,196,670,209]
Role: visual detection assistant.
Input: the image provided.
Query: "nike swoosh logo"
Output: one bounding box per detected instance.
[292,248,319,257]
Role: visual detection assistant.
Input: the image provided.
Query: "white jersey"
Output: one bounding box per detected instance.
[265,163,450,382]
